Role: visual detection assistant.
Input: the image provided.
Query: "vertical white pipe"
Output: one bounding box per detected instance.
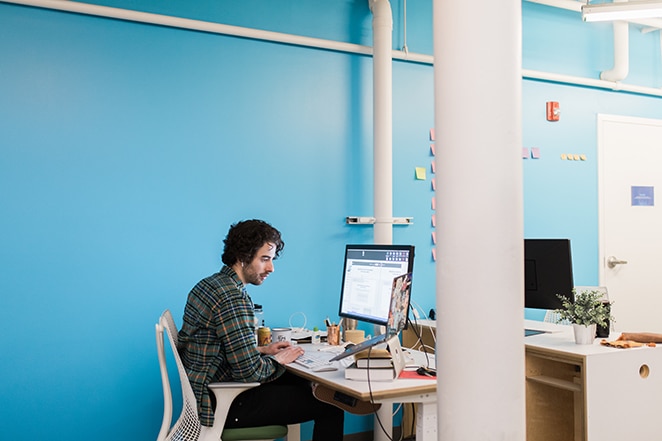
[370,0,393,245]
[433,0,525,440]
[600,15,630,81]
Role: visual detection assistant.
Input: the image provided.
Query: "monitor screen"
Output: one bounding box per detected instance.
[524,239,574,310]
[338,244,415,326]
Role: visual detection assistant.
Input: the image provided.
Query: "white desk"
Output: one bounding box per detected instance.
[524,323,662,441]
[286,345,437,441]
[405,319,662,441]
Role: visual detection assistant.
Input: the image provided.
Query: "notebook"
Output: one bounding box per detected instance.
[330,273,412,362]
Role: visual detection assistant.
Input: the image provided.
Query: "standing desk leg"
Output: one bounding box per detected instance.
[373,404,393,441]
[415,402,437,441]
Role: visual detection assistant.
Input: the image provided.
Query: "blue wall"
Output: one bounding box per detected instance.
[1,1,661,439]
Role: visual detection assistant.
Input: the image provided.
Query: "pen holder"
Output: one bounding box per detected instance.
[327,325,340,345]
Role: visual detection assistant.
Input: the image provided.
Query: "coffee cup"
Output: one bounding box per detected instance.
[272,327,292,343]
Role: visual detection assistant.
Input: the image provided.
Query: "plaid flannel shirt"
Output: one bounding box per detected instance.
[178,265,283,426]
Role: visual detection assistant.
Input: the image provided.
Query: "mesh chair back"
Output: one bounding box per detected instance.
[157,310,202,441]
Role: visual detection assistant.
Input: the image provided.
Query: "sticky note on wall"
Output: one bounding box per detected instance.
[415,167,427,180]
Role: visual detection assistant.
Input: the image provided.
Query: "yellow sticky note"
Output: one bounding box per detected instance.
[415,167,427,180]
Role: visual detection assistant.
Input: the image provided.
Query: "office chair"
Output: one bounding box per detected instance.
[156,309,292,441]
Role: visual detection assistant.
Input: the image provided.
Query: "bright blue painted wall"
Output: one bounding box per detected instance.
[1,1,661,439]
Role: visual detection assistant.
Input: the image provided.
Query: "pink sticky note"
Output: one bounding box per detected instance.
[430,128,435,141]
[431,197,436,211]
[431,231,436,245]
[431,248,437,261]
[430,144,436,156]
[522,147,529,159]
[431,178,436,191]
[430,160,436,174]
[431,214,436,227]
[531,147,541,159]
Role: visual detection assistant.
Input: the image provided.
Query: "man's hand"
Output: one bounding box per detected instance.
[257,341,304,364]
[272,344,305,365]
[257,341,291,355]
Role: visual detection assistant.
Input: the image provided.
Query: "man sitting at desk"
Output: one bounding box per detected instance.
[178,219,344,441]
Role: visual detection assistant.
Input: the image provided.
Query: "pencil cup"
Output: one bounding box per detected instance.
[326,325,340,345]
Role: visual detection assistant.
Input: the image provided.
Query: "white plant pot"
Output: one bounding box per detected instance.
[573,323,597,345]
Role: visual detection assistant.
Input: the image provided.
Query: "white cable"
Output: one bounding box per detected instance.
[288,311,307,331]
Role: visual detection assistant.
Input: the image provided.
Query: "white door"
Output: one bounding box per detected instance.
[598,114,662,333]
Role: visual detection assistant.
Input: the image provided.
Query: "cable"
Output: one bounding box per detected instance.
[288,311,307,332]
[366,345,394,441]
[408,302,437,352]
[406,312,433,369]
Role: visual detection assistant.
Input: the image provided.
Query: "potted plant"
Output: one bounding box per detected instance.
[556,289,614,344]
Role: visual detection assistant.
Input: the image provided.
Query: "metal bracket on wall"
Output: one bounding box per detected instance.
[345,216,413,225]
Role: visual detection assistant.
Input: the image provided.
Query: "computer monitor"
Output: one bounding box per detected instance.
[524,239,574,310]
[338,244,415,327]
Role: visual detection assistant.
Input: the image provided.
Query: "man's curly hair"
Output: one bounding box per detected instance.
[221,219,284,266]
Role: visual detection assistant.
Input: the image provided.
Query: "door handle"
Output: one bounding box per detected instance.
[607,256,628,269]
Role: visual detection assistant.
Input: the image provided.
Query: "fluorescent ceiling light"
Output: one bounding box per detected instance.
[582,0,662,22]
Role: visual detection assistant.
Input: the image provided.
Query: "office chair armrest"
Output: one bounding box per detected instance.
[203,382,261,440]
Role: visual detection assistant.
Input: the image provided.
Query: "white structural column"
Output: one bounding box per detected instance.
[370,0,394,245]
[433,1,525,440]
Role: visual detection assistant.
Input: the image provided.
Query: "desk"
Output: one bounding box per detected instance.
[286,345,437,441]
[403,319,662,441]
[524,323,662,441]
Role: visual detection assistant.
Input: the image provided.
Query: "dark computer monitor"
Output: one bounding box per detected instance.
[524,239,574,310]
[338,244,415,327]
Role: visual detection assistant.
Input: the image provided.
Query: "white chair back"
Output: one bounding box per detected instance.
[156,310,202,441]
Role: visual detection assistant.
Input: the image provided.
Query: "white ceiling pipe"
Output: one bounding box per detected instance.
[369,0,394,245]
[1,0,437,64]
[1,0,376,56]
[523,68,662,95]
[526,0,634,85]
[601,16,630,81]
[3,0,660,96]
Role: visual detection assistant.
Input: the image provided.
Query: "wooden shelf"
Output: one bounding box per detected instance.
[526,374,582,392]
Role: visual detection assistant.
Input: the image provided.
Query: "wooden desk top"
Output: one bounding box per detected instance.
[286,345,436,402]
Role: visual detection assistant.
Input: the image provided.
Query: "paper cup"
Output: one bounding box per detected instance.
[272,327,292,343]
